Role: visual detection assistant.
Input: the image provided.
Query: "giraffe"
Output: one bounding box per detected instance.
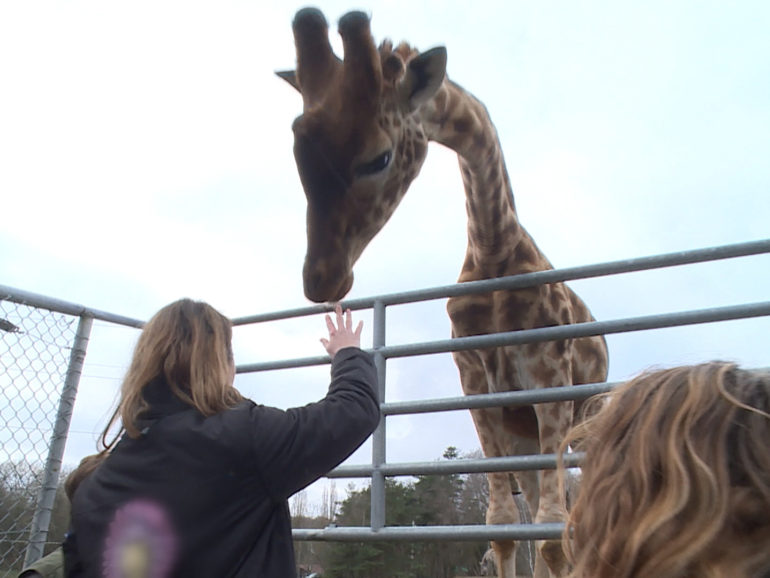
[279,9,609,577]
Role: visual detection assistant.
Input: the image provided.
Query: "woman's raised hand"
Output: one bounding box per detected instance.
[320,304,363,359]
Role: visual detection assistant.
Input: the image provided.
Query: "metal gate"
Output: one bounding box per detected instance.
[1,238,768,574]
[233,239,770,544]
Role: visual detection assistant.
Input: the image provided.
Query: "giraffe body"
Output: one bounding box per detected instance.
[281,9,609,577]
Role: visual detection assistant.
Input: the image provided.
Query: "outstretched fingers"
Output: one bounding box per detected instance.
[343,307,363,337]
[319,304,363,358]
[325,310,338,335]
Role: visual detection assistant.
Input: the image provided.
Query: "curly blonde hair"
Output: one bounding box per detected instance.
[101,298,243,447]
[560,362,770,578]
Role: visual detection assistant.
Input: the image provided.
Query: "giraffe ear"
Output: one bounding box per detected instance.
[399,46,447,110]
[276,70,301,93]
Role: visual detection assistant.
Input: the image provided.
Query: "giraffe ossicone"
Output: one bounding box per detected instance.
[280,9,609,578]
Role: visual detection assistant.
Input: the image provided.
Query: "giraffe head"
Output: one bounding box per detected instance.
[279,8,447,302]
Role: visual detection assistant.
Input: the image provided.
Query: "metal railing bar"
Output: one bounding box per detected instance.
[235,354,329,373]
[369,238,770,308]
[382,381,615,415]
[231,238,770,326]
[3,239,765,331]
[329,452,583,478]
[381,301,770,359]
[0,285,144,328]
[370,300,387,531]
[236,301,770,373]
[380,368,770,415]
[24,317,93,565]
[292,523,565,542]
[231,302,336,325]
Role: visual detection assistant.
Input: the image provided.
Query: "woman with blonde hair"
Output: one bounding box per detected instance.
[64,298,379,577]
[560,361,770,578]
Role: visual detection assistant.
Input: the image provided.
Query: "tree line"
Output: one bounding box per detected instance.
[292,447,491,578]
[0,460,70,577]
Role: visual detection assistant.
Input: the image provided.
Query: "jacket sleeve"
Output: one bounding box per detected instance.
[247,347,380,500]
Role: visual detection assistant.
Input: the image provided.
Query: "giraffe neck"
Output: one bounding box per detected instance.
[421,80,533,274]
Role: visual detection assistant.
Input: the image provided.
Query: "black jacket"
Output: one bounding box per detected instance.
[65,347,379,577]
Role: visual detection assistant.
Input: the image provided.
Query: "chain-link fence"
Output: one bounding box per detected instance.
[0,286,140,577]
[0,300,79,576]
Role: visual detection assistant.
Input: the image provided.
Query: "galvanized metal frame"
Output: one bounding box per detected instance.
[2,237,768,560]
[0,287,142,566]
[230,239,770,542]
[22,316,93,565]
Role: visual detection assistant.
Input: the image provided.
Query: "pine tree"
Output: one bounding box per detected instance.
[319,448,489,577]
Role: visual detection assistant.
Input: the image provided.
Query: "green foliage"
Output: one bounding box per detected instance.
[321,481,420,578]
[0,461,70,576]
[319,448,489,578]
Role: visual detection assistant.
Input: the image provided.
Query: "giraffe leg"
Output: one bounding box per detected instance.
[468,405,520,578]
[487,470,520,577]
[510,434,540,518]
[511,435,541,578]
[532,397,574,578]
[454,349,522,577]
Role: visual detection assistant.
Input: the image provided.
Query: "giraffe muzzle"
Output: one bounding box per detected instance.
[302,262,354,303]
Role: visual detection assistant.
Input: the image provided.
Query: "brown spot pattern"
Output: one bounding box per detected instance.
[287,16,609,577]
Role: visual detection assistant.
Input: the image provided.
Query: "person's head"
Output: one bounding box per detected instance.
[561,362,770,578]
[102,299,242,446]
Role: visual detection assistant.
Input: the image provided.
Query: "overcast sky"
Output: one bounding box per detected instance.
[1,1,769,507]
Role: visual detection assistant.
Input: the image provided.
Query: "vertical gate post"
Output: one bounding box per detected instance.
[370,300,387,531]
[24,315,93,565]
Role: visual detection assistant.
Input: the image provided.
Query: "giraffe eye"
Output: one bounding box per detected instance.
[354,150,392,177]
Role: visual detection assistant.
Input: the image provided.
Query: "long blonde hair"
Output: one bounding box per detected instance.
[561,362,770,578]
[101,299,243,447]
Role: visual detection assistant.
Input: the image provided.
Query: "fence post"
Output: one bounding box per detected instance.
[370,300,387,531]
[24,315,93,565]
